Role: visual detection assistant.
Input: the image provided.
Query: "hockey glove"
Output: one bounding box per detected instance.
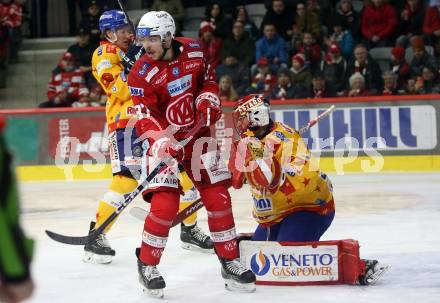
[195,92,221,127]
[121,43,146,74]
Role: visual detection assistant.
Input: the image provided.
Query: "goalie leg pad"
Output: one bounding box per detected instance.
[140,191,180,265]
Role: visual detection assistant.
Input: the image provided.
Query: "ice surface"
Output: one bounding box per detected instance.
[18,173,440,302]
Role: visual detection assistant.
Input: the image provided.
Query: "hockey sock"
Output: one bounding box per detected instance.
[179,168,198,226]
[199,184,239,260]
[95,175,138,232]
[140,191,180,265]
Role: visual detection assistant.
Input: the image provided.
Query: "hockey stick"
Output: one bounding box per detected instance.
[298,105,335,135]
[130,105,336,226]
[115,0,136,34]
[45,119,205,245]
[130,199,204,226]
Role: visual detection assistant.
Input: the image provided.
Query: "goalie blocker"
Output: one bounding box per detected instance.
[239,239,375,286]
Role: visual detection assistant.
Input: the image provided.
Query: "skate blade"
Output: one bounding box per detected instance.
[82,252,112,264]
[366,264,390,285]
[224,279,256,293]
[181,242,215,254]
[140,285,164,299]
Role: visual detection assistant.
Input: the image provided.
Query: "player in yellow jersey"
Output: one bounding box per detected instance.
[230,94,389,285]
[84,10,212,264]
[230,94,335,241]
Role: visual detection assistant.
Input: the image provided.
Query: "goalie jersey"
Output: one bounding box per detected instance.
[242,121,335,226]
[92,41,135,131]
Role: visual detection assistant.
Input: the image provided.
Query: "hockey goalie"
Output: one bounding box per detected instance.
[229,94,390,286]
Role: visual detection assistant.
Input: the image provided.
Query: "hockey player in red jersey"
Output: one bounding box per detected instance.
[128,11,256,297]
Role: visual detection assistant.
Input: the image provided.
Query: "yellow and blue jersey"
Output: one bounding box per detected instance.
[92,41,136,132]
[243,122,335,226]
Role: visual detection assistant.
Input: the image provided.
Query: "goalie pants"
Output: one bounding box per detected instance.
[139,183,238,265]
[252,210,335,242]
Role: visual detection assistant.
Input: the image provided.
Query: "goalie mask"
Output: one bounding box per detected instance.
[233,94,270,135]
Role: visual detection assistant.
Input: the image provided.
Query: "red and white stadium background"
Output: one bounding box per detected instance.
[1,95,439,181]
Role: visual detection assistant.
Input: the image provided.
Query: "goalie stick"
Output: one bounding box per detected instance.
[45,119,205,245]
[130,105,337,225]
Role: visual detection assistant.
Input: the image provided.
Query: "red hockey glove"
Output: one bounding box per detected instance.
[195,92,221,126]
[150,137,184,161]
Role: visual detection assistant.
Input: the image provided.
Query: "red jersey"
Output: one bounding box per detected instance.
[128,37,218,141]
[0,2,22,28]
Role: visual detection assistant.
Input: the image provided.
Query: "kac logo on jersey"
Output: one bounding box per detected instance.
[250,250,271,276]
[172,67,180,76]
[167,74,192,97]
[166,92,194,126]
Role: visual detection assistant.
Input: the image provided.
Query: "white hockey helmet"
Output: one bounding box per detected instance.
[233,94,271,134]
[136,11,175,42]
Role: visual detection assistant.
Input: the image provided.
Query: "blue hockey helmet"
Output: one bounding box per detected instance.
[99,10,129,33]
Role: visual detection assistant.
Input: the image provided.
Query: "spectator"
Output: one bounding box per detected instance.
[151,0,184,35]
[325,14,354,59]
[218,74,238,101]
[334,0,361,42]
[234,5,260,41]
[409,36,439,77]
[255,23,287,73]
[67,27,95,88]
[204,1,232,39]
[320,42,347,95]
[382,71,400,95]
[390,46,410,90]
[396,0,425,48]
[79,1,102,48]
[360,0,398,48]
[0,24,7,88]
[346,72,372,96]
[260,0,294,40]
[221,20,255,67]
[199,21,222,69]
[0,115,35,303]
[0,0,22,63]
[248,57,277,97]
[293,2,322,41]
[270,67,308,100]
[39,52,89,108]
[308,71,336,98]
[408,66,440,94]
[297,32,322,73]
[345,44,383,94]
[306,0,335,32]
[215,54,250,96]
[67,0,90,36]
[423,1,440,56]
[290,53,312,90]
[88,83,107,106]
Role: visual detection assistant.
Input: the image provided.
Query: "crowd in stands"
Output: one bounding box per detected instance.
[0,0,24,88]
[3,0,440,106]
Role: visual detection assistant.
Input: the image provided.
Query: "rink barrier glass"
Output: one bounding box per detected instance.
[2,94,440,181]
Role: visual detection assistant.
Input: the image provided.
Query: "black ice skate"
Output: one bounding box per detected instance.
[136,248,166,299]
[220,258,256,292]
[180,223,215,254]
[83,221,115,264]
[359,259,390,285]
